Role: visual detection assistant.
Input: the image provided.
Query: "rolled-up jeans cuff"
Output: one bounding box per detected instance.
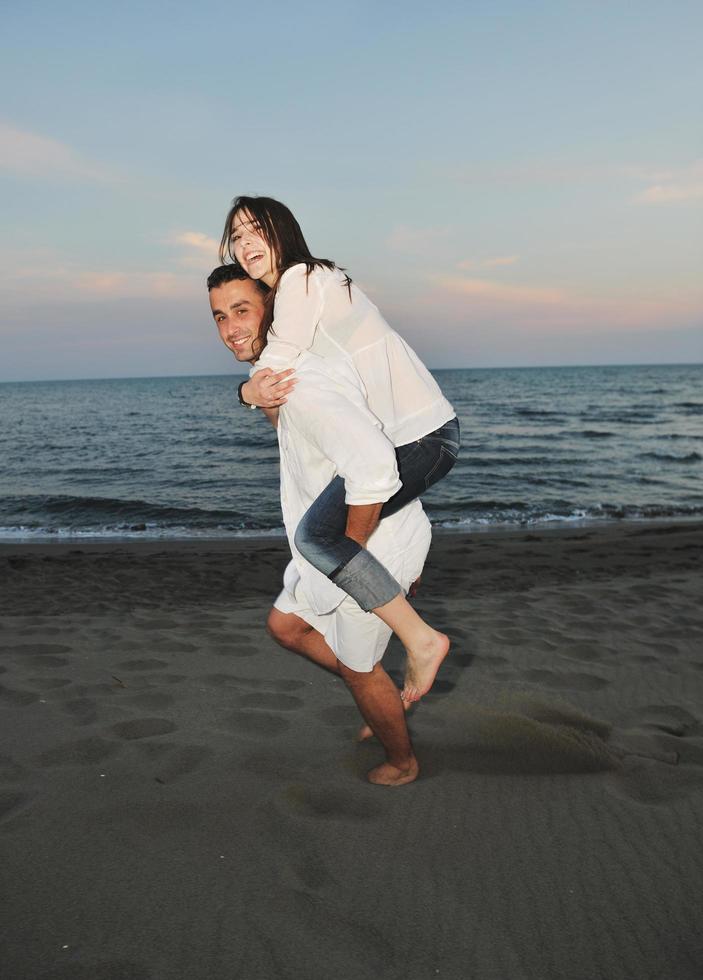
[330,548,402,612]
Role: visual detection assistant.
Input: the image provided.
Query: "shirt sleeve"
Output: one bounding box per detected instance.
[250,265,323,375]
[286,381,402,506]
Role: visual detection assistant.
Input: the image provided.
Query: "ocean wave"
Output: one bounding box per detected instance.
[0,494,273,531]
[514,408,564,418]
[433,502,703,529]
[639,451,702,463]
[0,524,286,542]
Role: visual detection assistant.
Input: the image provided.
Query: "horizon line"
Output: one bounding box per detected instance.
[1,359,702,386]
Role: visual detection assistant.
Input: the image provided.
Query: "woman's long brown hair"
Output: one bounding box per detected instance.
[219,195,351,335]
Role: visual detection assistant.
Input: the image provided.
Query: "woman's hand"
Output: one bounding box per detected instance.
[241,368,297,408]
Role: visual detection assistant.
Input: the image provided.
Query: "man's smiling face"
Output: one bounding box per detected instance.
[209,277,266,362]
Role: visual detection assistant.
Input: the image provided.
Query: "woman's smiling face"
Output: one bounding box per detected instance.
[230,210,278,286]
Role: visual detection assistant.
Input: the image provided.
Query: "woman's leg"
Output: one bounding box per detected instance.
[293,417,460,699]
[295,416,461,609]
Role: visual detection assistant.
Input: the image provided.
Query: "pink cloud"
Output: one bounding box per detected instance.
[436,275,565,306]
[386,224,450,254]
[0,121,118,182]
[166,230,221,270]
[457,256,519,271]
[422,272,703,335]
[633,160,703,205]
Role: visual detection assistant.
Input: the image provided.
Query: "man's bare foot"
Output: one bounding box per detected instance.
[401,631,450,702]
[357,697,413,742]
[367,758,419,786]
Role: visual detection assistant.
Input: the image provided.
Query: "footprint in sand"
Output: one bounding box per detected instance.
[626,704,701,737]
[123,692,176,710]
[198,673,305,693]
[37,736,121,767]
[130,618,179,630]
[283,783,382,821]
[149,639,198,654]
[132,741,213,783]
[1,642,72,657]
[0,753,26,782]
[0,683,40,707]
[491,628,529,646]
[230,675,307,693]
[29,654,70,669]
[235,692,304,711]
[522,668,609,691]
[0,791,32,826]
[209,643,260,658]
[26,676,72,689]
[61,698,99,726]
[561,642,604,662]
[606,758,703,806]
[114,658,170,671]
[223,711,291,737]
[111,718,176,740]
[315,704,363,729]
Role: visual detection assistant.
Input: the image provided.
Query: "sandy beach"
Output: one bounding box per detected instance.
[1,521,702,980]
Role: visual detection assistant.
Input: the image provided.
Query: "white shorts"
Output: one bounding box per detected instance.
[274,561,393,673]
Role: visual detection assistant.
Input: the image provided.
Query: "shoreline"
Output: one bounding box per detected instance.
[2,520,701,615]
[1,513,702,553]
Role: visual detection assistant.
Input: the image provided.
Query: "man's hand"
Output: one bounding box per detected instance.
[241,368,297,408]
[345,502,383,547]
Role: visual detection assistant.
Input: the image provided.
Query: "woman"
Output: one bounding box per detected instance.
[221,195,460,701]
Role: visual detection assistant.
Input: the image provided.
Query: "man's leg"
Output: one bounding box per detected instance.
[266,608,339,675]
[267,607,411,741]
[337,660,419,786]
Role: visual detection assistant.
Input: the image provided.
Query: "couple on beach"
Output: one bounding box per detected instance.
[207,196,460,786]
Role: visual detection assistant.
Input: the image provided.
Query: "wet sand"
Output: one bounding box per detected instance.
[1,522,702,979]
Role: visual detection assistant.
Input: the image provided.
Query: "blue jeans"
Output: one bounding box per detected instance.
[294,417,460,611]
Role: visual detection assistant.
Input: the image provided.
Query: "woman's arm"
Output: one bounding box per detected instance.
[240,266,322,407]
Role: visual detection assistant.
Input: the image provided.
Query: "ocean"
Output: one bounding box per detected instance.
[1,363,701,541]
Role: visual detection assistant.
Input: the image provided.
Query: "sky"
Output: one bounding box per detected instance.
[1,0,702,382]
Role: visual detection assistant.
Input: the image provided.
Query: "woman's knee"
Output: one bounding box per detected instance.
[294,511,329,562]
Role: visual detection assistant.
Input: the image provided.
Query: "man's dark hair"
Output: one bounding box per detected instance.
[206,264,268,294]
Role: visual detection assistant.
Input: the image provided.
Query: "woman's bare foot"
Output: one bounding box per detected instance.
[367,757,419,786]
[401,631,450,702]
[357,697,413,741]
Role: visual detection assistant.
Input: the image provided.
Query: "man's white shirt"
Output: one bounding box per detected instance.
[276,351,432,616]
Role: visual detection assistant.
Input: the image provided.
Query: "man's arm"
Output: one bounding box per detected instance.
[346,503,383,546]
[286,380,401,527]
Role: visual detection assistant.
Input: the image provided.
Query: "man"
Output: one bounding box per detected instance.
[207,265,431,786]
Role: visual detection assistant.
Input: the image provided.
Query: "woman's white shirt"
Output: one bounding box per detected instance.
[251,264,454,447]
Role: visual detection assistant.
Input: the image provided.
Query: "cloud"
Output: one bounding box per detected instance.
[0,246,200,304]
[632,160,703,205]
[386,224,450,254]
[0,121,117,182]
[167,230,221,269]
[457,256,519,271]
[436,275,564,306]
[423,275,703,338]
